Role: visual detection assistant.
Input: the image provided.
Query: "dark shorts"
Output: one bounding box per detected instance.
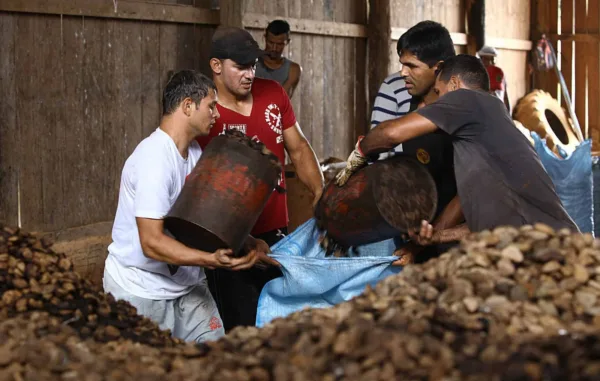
[205,227,287,331]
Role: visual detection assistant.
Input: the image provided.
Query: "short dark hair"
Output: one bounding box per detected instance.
[266,20,290,36]
[397,21,456,67]
[162,70,216,116]
[436,54,491,91]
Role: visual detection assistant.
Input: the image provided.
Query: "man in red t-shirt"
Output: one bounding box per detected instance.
[199,27,324,330]
[478,45,511,113]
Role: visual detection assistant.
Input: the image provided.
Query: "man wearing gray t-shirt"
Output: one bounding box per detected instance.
[336,55,578,243]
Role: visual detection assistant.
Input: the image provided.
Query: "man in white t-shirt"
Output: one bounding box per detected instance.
[103,70,275,343]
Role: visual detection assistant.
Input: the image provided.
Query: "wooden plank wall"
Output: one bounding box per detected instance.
[533,0,600,150]
[1,0,533,236]
[387,0,530,109]
[587,0,600,147]
[0,8,216,232]
[244,0,368,161]
[486,0,531,109]
[0,12,19,227]
[532,0,559,99]
[388,0,466,75]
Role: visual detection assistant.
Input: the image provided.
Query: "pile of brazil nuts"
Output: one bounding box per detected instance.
[0,224,179,346]
[2,221,600,380]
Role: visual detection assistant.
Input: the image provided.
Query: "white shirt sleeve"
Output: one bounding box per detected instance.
[133,146,174,220]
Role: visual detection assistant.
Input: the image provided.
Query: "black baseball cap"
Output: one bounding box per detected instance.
[210,27,266,65]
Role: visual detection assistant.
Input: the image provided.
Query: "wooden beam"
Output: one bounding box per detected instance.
[550,33,600,42]
[367,0,391,119]
[219,0,244,28]
[44,221,113,243]
[0,0,219,25]
[485,36,533,51]
[392,27,468,46]
[392,28,531,51]
[243,13,367,38]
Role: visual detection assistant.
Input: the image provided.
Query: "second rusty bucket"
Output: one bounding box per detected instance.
[164,131,281,255]
[315,155,438,249]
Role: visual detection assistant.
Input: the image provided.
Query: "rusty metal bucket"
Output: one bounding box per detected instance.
[315,155,438,248]
[164,134,281,255]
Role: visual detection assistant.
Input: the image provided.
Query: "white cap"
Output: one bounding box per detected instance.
[477,45,498,57]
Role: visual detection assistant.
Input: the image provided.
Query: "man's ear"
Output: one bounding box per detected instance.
[210,58,222,75]
[181,98,193,117]
[449,76,462,91]
[432,60,444,71]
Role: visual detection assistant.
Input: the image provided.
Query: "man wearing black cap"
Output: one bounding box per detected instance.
[197,27,324,330]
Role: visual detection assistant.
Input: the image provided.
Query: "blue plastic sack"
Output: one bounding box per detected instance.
[532,132,594,234]
[592,157,600,238]
[256,219,401,327]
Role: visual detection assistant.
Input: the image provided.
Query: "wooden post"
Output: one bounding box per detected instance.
[367,0,391,117]
[561,0,574,111]
[219,0,245,28]
[466,0,485,55]
[532,0,559,99]
[528,0,539,93]
[587,0,599,150]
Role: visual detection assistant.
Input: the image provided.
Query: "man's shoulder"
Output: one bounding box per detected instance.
[129,129,175,164]
[253,77,282,91]
[487,64,504,74]
[252,78,288,101]
[445,88,481,100]
[288,59,302,72]
[486,65,505,80]
[435,89,498,115]
[136,129,168,151]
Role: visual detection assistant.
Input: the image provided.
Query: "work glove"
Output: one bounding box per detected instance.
[334,136,368,187]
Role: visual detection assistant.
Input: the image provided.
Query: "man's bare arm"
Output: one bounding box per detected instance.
[408,196,464,245]
[434,223,470,243]
[283,123,324,204]
[282,62,302,99]
[137,218,261,270]
[359,113,438,156]
[432,195,464,231]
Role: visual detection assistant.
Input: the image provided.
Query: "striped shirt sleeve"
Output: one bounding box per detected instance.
[370,73,412,158]
[370,74,412,129]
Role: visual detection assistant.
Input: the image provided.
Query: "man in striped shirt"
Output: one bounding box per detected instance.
[366,21,462,265]
[370,72,412,159]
